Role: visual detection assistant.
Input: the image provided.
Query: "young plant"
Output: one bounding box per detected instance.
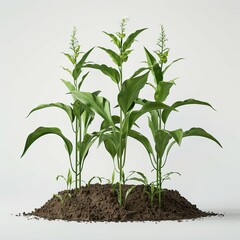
[21,27,97,190]
[53,193,72,210]
[72,19,173,206]
[56,169,73,190]
[126,171,157,207]
[140,26,222,207]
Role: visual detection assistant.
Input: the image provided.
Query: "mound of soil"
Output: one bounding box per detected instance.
[30,184,216,222]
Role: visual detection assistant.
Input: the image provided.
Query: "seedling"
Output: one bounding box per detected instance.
[126,171,157,207]
[53,193,71,206]
[56,169,73,190]
[87,176,104,187]
[145,183,157,208]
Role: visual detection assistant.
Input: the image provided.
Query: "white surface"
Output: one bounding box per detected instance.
[2,207,240,240]
[1,0,240,238]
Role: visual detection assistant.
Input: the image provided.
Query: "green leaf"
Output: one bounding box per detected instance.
[78,71,89,90]
[101,132,119,159]
[67,169,72,188]
[123,28,147,52]
[127,177,146,184]
[128,129,154,157]
[103,31,121,48]
[163,58,184,74]
[56,175,66,182]
[123,101,175,133]
[72,91,113,126]
[21,127,73,157]
[99,47,121,66]
[27,102,74,122]
[53,194,64,205]
[169,129,183,146]
[72,68,81,81]
[148,110,158,137]
[75,47,95,69]
[72,100,85,119]
[61,67,72,75]
[72,47,94,80]
[63,53,75,65]
[154,81,175,102]
[101,115,120,130]
[183,127,222,147]
[118,72,149,114]
[124,186,136,204]
[162,172,181,182]
[111,170,115,184]
[131,67,149,78]
[82,106,95,132]
[154,130,172,159]
[162,98,215,124]
[87,176,103,186]
[144,47,163,84]
[163,140,176,167]
[61,79,76,92]
[84,64,120,84]
[128,171,148,185]
[78,134,98,162]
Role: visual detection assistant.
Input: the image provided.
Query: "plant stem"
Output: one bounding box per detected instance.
[118,65,123,207]
[156,155,159,197]
[118,32,124,206]
[75,119,79,189]
[158,109,162,207]
[79,118,82,188]
[158,157,162,207]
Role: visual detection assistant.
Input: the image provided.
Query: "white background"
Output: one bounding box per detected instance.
[0,0,240,239]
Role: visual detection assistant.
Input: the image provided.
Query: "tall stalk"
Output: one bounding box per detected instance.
[21,27,96,192]
[75,119,79,189]
[117,20,125,207]
[78,18,148,206]
[79,118,82,188]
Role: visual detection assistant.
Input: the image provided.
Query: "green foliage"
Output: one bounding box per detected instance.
[142,25,222,208]
[27,102,75,122]
[21,127,73,158]
[21,21,221,210]
[124,186,136,206]
[53,193,72,207]
[72,91,114,126]
[118,72,149,114]
[56,169,73,190]
[84,64,120,84]
[77,18,150,207]
[22,27,96,190]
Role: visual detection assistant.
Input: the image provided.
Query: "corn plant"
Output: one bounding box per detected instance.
[71,19,174,206]
[136,26,223,207]
[56,169,73,190]
[53,192,72,215]
[21,28,98,190]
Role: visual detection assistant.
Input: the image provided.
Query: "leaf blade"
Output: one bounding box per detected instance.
[162,98,215,124]
[144,47,163,84]
[21,127,73,157]
[183,127,222,147]
[84,64,120,84]
[27,102,74,122]
[123,28,147,52]
[118,72,149,114]
[72,91,113,126]
[99,47,121,66]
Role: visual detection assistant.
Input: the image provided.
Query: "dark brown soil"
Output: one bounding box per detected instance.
[30,184,216,222]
